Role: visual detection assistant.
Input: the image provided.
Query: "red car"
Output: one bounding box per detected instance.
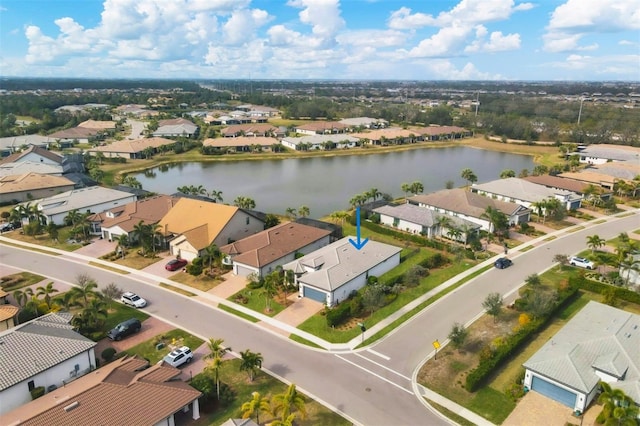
[165,258,187,271]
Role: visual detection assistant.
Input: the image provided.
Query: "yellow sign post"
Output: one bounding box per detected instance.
[432,340,440,359]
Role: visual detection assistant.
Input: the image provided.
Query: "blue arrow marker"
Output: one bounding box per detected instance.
[349,206,369,250]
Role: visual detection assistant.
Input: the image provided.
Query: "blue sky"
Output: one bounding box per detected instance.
[1,0,639,80]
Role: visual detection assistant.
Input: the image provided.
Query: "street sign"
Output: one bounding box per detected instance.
[432,340,440,350]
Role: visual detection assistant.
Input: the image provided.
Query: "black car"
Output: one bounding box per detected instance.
[494,257,513,269]
[107,318,141,341]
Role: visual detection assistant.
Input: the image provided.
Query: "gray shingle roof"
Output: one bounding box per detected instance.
[25,186,135,217]
[373,203,480,229]
[408,188,529,218]
[0,313,96,391]
[523,301,640,402]
[473,177,579,203]
[284,237,401,292]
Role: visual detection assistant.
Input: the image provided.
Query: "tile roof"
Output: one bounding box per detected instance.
[89,137,176,154]
[203,136,279,148]
[558,170,617,187]
[157,198,239,251]
[472,177,580,203]
[0,172,75,195]
[522,175,593,194]
[77,120,116,130]
[284,237,401,292]
[591,162,640,181]
[579,144,640,162]
[409,188,529,218]
[220,123,277,136]
[411,125,469,136]
[296,121,348,132]
[351,127,417,140]
[3,356,201,426]
[220,222,331,268]
[523,301,640,402]
[47,127,99,139]
[373,203,481,230]
[98,195,180,233]
[0,145,63,166]
[0,161,63,177]
[0,313,96,391]
[338,117,387,127]
[0,304,19,322]
[25,186,136,217]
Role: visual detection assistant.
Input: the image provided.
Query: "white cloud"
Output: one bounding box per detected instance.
[288,0,345,42]
[544,0,640,52]
[222,8,271,45]
[465,27,521,52]
[546,53,640,77]
[336,29,408,48]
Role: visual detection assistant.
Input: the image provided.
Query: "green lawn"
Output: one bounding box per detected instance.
[0,271,46,292]
[103,303,150,332]
[467,387,516,424]
[194,359,350,426]
[124,328,203,363]
[298,255,476,343]
[227,288,286,317]
[217,304,259,323]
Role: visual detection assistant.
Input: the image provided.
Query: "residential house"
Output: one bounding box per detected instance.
[22,186,137,226]
[47,127,100,144]
[91,194,181,242]
[220,222,332,277]
[373,203,481,242]
[0,161,63,178]
[114,104,158,118]
[0,134,54,157]
[523,301,640,414]
[157,198,264,261]
[87,137,176,159]
[412,125,472,140]
[77,120,116,131]
[523,174,613,203]
[2,356,201,425]
[203,136,280,153]
[281,134,360,151]
[0,173,76,204]
[338,117,388,129]
[294,121,349,136]
[152,118,198,138]
[284,237,401,306]
[408,188,531,232]
[351,128,417,145]
[471,177,582,211]
[573,144,640,165]
[220,123,278,138]
[619,252,640,289]
[0,312,97,415]
[0,145,63,168]
[0,288,19,331]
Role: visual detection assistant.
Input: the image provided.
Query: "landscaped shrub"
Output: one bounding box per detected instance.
[326,303,351,327]
[418,252,449,269]
[465,281,579,392]
[217,382,236,406]
[101,347,117,362]
[30,386,45,400]
[577,275,640,304]
[186,258,203,276]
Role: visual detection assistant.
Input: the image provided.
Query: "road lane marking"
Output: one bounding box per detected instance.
[366,348,390,360]
[334,354,413,395]
[354,353,410,381]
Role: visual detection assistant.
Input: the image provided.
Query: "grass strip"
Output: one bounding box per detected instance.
[159,283,196,297]
[88,261,129,274]
[424,398,475,426]
[217,304,259,323]
[0,240,62,255]
[289,334,324,349]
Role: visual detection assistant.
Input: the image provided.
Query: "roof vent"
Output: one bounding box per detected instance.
[63,401,79,412]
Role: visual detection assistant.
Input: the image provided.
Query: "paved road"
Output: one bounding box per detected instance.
[1,211,637,425]
[126,118,145,140]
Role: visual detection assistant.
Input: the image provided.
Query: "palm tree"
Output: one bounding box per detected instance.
[69,274,100,308]
[597,382,638,426]
[234,196,256,210]
[13,287,34,308]
[204,338,232,400]
[461,168,477,186]
[262,274,277,312]
[202,243,221,273]
[121,175,142,189]
[297,205,310,218]
[270,413,297,426]
[36,282,59,310]
[586,234,605,254]
[500,169,515,179]
[435,215,452,238]
[133,220,152,255]
[241,391,271,424]
[401,182,412,200]
[65,209,82,228]
[409,181,424,195]
[481,206,509,239]
[329,210,350,225]
[531,200,549,223]
[239,349,263,382]
[209,189,223,203]
[53,291,75,311]
[367,188,381,202]
[285,207,297,220]
[272,383,307,422]
[114,234,129,258]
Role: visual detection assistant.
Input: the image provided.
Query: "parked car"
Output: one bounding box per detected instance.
[165,258,188,271]
[120,291,147,308]
[162,346,193,367]
[569,256,595,269]
[494,257,513,269]
[107,318,141,341]
[0,222,19,232]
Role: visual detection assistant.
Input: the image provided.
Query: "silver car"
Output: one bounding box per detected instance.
[120,291,147,308]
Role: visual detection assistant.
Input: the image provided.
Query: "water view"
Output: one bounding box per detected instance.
[134,146,535,218]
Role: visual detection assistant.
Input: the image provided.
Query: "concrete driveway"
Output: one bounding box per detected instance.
[141,253,178,279]
[72,238,116,258]
[502,390,601,426]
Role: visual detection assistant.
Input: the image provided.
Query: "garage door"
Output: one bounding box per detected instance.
[531,376,577,408]
[303,286,326,303]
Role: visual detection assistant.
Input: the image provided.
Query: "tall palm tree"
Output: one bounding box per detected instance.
[270,413,297,426]
[239,349,263,382]
[285,207,297,220]
[69,274,100,308]
[36,282,59,310]
[597,382,638,426]
[297,205,310,218]
[202,243,221,272]
[234,196,256,210]
[272,383,307,422]
[13,288,34,308]
[115,234,129,258]
[209,189,223,203]
[133,220,152,255]
[435,215,452,238]
[204,337,232,400]
[460,168,477,187]
[586,234,605,254]
[262,274,277,312]
[241,391,271,424]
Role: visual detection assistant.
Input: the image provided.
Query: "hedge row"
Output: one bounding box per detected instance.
[361,221,449,251]
[577,276,640,304]
[464,278,580,392]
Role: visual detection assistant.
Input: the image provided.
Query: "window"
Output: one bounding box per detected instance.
[28,380,35,391]
[393,218,399,227]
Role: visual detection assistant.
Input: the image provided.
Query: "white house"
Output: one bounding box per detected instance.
[523,301,640,414]
[22,186,137,226]
[284,237,401,306]
[0,313,97,416]
[471,177,582,211]
[220,222,332,277]
[373,203,481,242]
[281,134,360,151]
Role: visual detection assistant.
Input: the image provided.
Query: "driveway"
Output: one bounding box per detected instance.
[72,238,116,258]
[141,253,178,279]
[94,316,175,360]
[503,390,600,426]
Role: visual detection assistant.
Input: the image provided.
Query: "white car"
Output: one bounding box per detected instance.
[162,346,193,367]
[120,291,147,308]
[569,256,595,270]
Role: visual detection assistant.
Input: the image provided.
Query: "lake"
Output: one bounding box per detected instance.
[133,146,535,218]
